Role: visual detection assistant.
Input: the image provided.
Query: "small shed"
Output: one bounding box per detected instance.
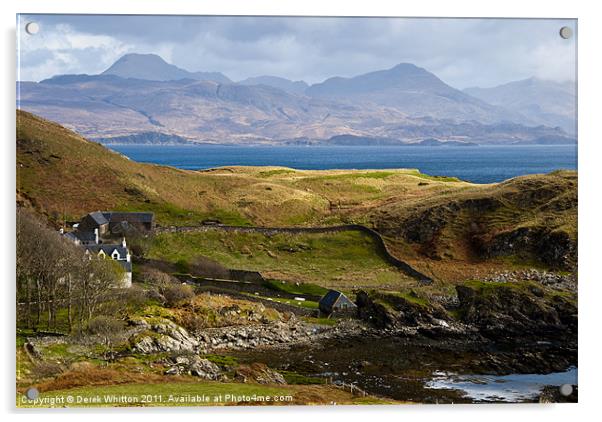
[319,290,357,316]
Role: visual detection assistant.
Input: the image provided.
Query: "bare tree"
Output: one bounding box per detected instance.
[77,257,124,323]
[16,208,125,333]
[87,315,126,361]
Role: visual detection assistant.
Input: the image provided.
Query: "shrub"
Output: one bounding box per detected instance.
[174,259,191,274]
[100,285,149,317]
[139,268,175,286]
[88,316,125,338]
[129,243,146,258]
[191,256,230,279]
[160,283,194,307]
[31,361,64,380]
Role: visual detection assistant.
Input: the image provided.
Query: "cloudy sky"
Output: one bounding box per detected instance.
[17,15,576,89]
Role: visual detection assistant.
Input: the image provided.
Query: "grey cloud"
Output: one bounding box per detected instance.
[17,15,576,88]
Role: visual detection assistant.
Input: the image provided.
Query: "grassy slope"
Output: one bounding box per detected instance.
[16,110,472,227]
[17,110,577,281]
[371,170,577,280]
[147,230,415,289]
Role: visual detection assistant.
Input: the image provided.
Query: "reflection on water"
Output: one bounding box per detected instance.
[426,367,578,402]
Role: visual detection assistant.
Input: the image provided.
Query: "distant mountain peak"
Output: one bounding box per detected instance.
[306,62,464,105]
[102,53,172,75]
[102,53,231,84]
[110,53,166,64]
[390,62,422,71]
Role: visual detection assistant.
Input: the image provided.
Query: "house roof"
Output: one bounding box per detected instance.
[86,211,109,226]
[86,244,128,258]
[319,290,343,309]
[102,212,154,224]
[74,230,96,242]
[319,290,356,311]
[63,232,79,242]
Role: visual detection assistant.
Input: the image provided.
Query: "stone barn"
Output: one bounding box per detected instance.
[319,290,357,317]
[79,211,155,237]
[78,211,109,236]
[102,212,155,233]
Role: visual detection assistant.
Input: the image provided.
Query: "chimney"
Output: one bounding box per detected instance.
[59,228,64,235]
[94,228,99,244]
[126,252,131,262]
[122,237,127,248]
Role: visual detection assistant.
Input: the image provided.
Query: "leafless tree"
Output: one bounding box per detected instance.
[87,315,126,361]
[16,208,125,333]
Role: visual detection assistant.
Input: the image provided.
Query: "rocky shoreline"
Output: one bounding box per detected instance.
[124,299,575,377]
[24,275,577,401]
[26,273,577,377]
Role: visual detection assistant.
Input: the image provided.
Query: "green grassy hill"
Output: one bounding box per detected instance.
[147,229,415,290]
[17,110,577,281]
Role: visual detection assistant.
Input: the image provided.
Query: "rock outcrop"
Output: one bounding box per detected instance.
[473,227,576,270]
[128,315,337,355]
[356,290,450,329]
[164,355,224,380]
[455,282,577,339]
[130,318,199,354]
[355,281,577,342]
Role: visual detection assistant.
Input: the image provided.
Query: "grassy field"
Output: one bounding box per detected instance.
[147,229,415,289]
[263,279,329,297]
[260,296,319,309]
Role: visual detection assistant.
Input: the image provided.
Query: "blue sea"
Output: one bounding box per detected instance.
[108,144,577,184]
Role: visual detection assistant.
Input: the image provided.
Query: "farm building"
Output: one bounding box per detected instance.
[61,210,151,289]
[102,211,155,233]
[318,290,357,316]
[78,211,155,236]
[84,238,132,288]
[78,211,109,236]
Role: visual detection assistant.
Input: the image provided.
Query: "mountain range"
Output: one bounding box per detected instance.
[464,78,576,134]
[17,53,576,145]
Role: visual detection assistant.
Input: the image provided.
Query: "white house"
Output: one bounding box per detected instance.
[83,238,132,288]
[62,214,136,288]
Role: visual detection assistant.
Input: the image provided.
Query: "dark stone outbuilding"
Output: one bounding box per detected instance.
[79,211,155,236]
[79,211,109,236]
[103,212,155,232]
[318,290,357,316]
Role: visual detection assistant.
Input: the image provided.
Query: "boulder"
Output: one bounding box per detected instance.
[188,357,222,380]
